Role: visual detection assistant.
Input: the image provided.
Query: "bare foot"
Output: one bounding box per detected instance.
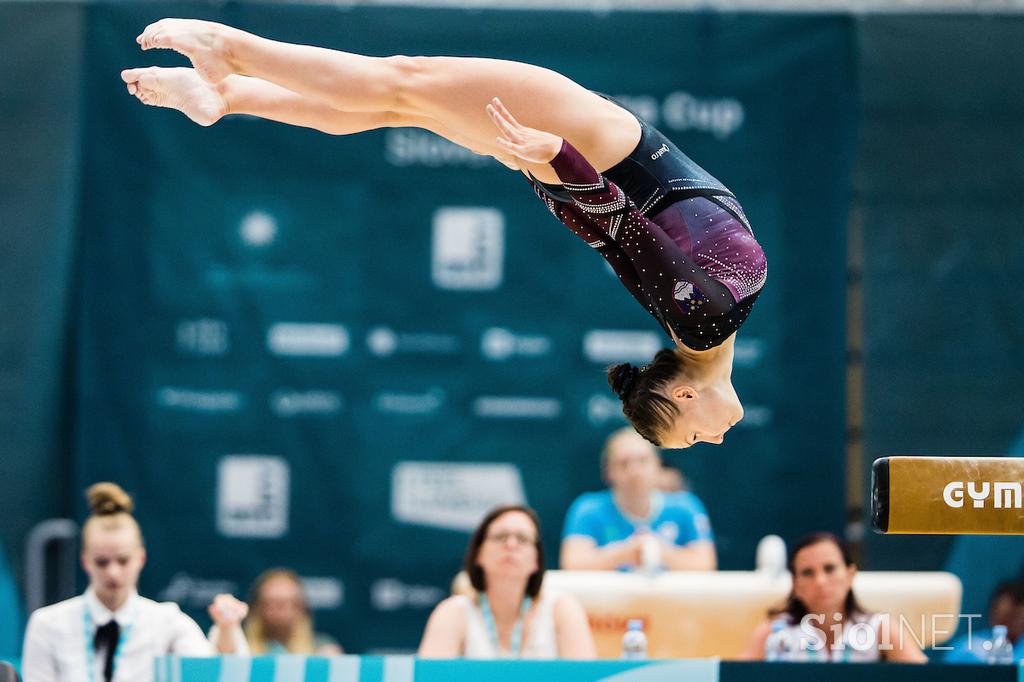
[136,18,235,83]
[121,67,228,126]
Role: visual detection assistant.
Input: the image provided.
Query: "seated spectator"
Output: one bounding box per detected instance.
[560,427,715,571]
[656,463,686,494]
[944,579,1024,663]
[244,569,342,655]
[22,483,248,682]
[419,505,595,659]
[739,532,927,663]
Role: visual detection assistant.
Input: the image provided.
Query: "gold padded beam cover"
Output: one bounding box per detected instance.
[873,456,1024,535]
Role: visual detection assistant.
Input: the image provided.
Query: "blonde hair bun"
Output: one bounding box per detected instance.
[86,482,134,516]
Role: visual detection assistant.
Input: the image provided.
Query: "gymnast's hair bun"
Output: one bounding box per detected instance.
[608,363,641,401]
[86,482,134,517]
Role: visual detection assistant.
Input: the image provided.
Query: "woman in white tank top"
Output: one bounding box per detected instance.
[418,506,595,660]
[738,532,927,663]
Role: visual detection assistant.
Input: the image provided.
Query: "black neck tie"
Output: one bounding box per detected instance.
[94,620,120,682]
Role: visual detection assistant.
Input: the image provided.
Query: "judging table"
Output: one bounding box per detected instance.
[154,656,1020,682]
[543,569,963,658]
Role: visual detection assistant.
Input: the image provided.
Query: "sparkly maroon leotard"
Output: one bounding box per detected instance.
[530,137,767,350]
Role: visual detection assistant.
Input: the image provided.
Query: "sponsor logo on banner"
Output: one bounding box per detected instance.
[431,208,504,291]
[176,318,229,356]
[238,210,278,248]
[217,456,289,538]
[943,481,1023,509]
[159,573,239,610]
[267,323,349,357]
[371,579,446,612]
[663,91,744,140]
[270,390,343,417]
[480,327,552,361]
[302,577,345,609]
[157,387,243,413]
[384,129,492,168]
[588,613,652,637]
[472,396,562,419]
[582,330,662,364]
[366,326,461,357]
[391,462,526,531]
[613,92,745,140]
[586,393,627,427]
[733,338,765,368]
[374,388,445,415]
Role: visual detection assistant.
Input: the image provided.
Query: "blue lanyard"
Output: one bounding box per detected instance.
[83,603,134,682]
[479,594,533,657]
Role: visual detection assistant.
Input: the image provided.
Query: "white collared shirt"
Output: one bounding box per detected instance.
[22,588,245,682]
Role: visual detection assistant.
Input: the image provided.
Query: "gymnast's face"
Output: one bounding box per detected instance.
[792,541,856,616]
[660,380,744,448]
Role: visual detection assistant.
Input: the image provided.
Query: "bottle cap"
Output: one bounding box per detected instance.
[993,624,1009,638]
[627,619,644,631]
[755,535,787,574]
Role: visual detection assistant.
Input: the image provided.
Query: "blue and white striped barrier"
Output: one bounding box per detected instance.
[154,656,720,682]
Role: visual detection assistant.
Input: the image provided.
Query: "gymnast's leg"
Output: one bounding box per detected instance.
[134,19,640,179]
[122,67,399,132]
[120,67,523,167]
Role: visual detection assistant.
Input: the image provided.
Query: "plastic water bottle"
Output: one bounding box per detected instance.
[640,534,662,574]
[621,619,648,660]
[764,618,792,662]
[985,624,1015,664]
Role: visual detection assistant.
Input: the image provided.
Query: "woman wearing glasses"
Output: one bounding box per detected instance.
[418,505,595,659]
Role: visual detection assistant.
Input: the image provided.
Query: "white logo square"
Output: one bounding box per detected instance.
[217,455,290,538]
[431,207,504,290]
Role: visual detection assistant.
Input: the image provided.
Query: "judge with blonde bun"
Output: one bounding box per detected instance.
[22,482,250,682]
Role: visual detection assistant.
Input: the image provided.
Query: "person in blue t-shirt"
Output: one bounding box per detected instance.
[944,580,1024,663]
[560,427,716,571]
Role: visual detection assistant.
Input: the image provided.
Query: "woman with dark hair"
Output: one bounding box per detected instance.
[120,18,765,449]
[418,506,595,659]
[738,532,926,663]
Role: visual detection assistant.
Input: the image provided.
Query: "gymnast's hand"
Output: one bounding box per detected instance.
[487,97,563,165]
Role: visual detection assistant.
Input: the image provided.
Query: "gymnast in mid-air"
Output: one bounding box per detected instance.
[122,19,767,448]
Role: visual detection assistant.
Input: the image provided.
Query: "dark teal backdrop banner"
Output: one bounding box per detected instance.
[73,4,855,650]
[0,2,84,607]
